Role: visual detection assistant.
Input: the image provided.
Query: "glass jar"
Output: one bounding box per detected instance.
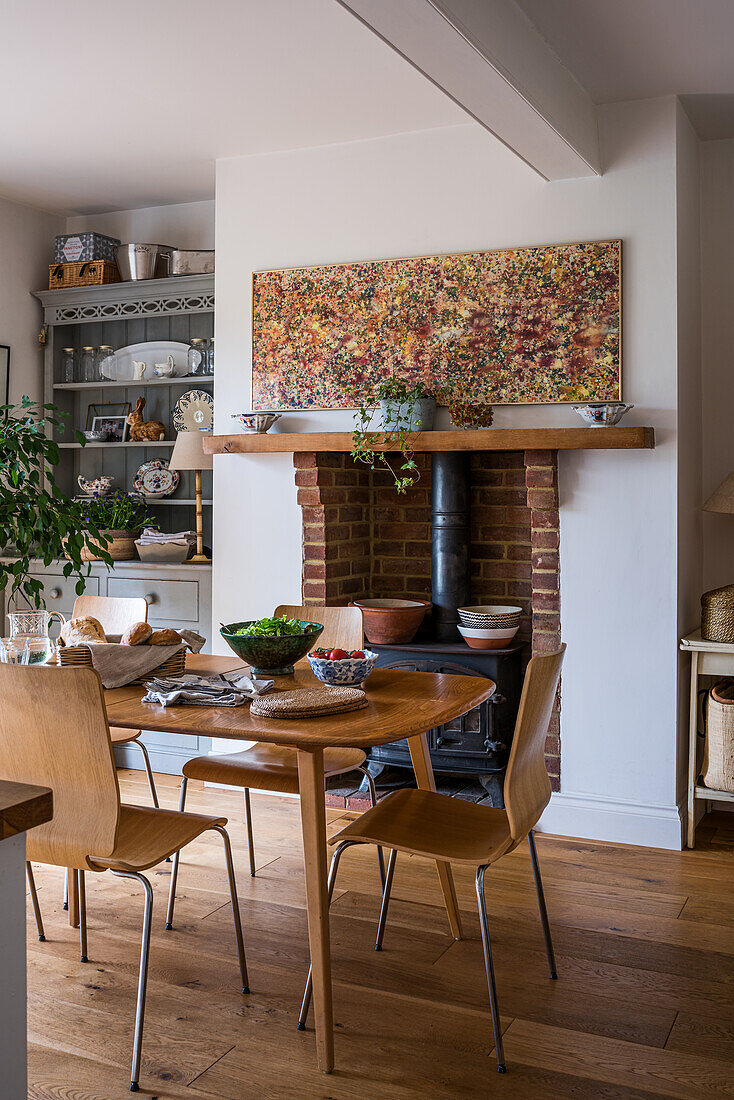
[61,347,77,384]
[188,338,206,376]
[97,345,116,381]
[80,346,97,383]
[205,337,214,376]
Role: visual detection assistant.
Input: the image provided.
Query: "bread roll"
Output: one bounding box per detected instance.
[148,628,182,646]
[59,616,106,646]
[121,622,152,646]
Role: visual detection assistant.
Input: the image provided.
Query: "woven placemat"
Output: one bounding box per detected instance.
[250,686,368,719]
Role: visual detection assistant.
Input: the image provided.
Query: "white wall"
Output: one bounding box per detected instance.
[214,99,687,846]
[66,199,215,250]
[701,139,734,591]
[0,196,63,403]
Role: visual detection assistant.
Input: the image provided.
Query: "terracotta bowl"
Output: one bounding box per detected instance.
[350,599,431,645]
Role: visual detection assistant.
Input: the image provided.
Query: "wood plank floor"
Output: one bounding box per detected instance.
[26,769,734,1098]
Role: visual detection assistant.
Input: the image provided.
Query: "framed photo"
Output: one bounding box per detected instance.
[0,345,9,408]
[92,414,128,443]
[85,401,131,430]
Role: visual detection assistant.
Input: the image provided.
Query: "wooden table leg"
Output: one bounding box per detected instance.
[66,865,80,928]
[407,732,463,940]
[297,748,333,1073]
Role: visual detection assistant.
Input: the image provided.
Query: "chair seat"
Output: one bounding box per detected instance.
[332,788,517,866]
[182,743,367,794]
[87,803,226,873]
[109,726,142,745]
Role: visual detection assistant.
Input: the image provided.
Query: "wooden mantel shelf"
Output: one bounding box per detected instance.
[204,426,654,455]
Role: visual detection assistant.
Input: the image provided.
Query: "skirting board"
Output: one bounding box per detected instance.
[537,791,685,850]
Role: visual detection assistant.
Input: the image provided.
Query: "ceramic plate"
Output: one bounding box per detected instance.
[173,388,213,432]
[133,458,179,498]
[99,341,199,381]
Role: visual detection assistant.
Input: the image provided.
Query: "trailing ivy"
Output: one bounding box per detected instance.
[351,378,434,493]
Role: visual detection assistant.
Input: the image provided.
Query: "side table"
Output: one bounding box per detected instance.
[681,629,734,847]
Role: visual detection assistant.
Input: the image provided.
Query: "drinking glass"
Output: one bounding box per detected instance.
[0,638,31,664]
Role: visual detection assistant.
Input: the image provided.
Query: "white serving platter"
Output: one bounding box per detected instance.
[100,341,200,381]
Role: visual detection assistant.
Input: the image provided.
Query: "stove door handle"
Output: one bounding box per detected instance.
[489,693,506,705]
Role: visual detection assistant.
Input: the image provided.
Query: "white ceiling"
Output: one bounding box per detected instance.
[514,0,734,138]
[0,0,462,215]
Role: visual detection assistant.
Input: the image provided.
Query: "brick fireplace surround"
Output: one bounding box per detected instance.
[294,448,562,798]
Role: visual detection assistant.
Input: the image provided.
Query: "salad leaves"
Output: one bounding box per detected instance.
[234,616,314,637]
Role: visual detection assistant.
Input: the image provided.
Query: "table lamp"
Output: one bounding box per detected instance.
[704,473,734,516]
[169,431,213,563]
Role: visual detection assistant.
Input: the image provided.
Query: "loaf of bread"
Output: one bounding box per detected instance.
[59,616,106,646]
[148,628,183,646]
[121,622,152,646]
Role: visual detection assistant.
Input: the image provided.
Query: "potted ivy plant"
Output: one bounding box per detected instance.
[76,491,157,561]
[351,378,436,493]
[0,397,112,608]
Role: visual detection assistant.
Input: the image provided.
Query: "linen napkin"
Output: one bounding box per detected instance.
[86,642,186,689]
[136,528,197,545]
[142,671,274,708]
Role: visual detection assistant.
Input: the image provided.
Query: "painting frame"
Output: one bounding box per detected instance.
[250,239,622,411]
[91,414,128,443]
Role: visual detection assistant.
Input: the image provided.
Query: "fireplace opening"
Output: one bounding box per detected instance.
[295,448,560,806]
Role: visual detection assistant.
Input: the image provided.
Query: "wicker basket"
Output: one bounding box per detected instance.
[57,644,186,684]
[701,585,734,643]
[704,679,734,793]
[48,260,120,289]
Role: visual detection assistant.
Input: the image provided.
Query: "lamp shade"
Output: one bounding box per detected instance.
[169,431,213,472]
[704,473,734,515]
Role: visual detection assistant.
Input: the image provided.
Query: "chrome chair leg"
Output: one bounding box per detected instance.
[244,789,256,877]
[62,868,68,911]
[476,865,506,1073]
[26,862,45,942]
[211,824,250,994]
[358,764,386,889]
[136,739,159,809]
[375,848,397,951]
[111,870,153,1092]
[527,829,557,979]
[165,776,188,930]
[78,869,88,962]
[297,839,357,1030]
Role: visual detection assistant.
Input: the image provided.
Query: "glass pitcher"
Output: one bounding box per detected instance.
[7,609,66,664]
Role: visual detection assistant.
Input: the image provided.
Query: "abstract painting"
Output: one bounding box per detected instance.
[251,240,621,410]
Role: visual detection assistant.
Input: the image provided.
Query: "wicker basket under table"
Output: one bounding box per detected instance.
[57,644,186,684]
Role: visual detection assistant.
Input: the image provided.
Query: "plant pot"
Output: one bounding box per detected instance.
[76,529,137,561]
[379,397,436,432]
[350,599,431,644]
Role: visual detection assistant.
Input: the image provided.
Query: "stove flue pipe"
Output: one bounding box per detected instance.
[431,451,471,641]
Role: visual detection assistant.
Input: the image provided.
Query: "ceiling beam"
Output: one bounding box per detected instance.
[336,0,601,180]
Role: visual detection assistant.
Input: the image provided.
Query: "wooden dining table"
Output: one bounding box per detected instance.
[70,653,495,1073]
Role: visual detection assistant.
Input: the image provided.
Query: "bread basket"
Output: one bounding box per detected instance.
[57,644,186,683]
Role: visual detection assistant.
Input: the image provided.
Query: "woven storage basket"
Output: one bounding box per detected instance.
[48,260,120,289]
[57,644,186,684]
[250,686,367,719]
[704,679,734,793]
[701,584,734,643]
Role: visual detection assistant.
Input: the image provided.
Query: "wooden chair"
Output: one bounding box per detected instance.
[165,603,384,929]
[73,594,159,806]
[2,664,249,1092]
[297,646,566,1073]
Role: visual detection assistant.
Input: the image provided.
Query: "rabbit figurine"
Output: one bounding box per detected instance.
[126,396,166,442]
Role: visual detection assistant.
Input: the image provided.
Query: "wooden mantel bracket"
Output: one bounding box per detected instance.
[204,427,655,456]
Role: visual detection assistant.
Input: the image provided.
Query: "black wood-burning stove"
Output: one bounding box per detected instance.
[365,452,528,804]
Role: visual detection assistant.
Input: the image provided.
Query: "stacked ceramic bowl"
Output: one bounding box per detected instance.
[457,605,522,650]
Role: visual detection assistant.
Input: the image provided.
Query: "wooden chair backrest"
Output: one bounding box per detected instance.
[0,665,120,867]
[274,604,363,653]
[73,594,148,635]
[503,645,565,841]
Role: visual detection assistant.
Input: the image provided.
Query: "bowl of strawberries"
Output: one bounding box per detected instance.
[307,646,379,687]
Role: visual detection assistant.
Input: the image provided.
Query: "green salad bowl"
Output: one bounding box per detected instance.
[220,620,324,676]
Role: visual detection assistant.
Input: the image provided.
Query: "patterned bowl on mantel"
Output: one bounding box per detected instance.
[572,402,634,426]
[307,649,378,687]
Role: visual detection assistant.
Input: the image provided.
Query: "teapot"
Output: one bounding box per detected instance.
[78,474,115,497]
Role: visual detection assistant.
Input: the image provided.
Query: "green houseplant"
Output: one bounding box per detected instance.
[0,397,113,608]
[76,492,156,561]
[351,378,436,493]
